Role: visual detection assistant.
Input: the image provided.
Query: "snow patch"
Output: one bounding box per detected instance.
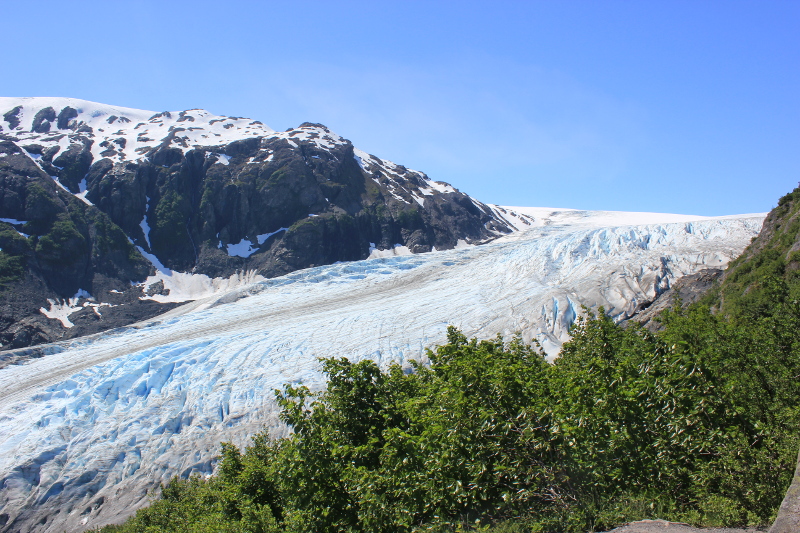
[256,228,288,245]
[424,180,456,195]
[134,243,265,303]
[226,238,258,258]
[353,148,371,170]
[136,245,169,272]
[39,290,94,328]
[74,190,93,206]
[140,197,152,248]
[39,300,81,328]
[368,243,413,259]
[139,269,266,304]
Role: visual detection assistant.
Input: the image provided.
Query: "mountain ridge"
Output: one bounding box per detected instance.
[0,97,515,349]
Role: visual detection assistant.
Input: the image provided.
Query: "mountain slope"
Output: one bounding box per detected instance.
[706,186,800,315]
[0,209,763,533]
[0,97,512,349]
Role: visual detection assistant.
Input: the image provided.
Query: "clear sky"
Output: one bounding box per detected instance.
[2,1,798,215]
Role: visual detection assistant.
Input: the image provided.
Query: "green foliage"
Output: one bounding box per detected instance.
[549,303,800,530]
[151,190,189,251]
[707,185,800,318]
[0,225,31,256]
[265,167,290,188]
[287,215,322,234]
[89,210,144,266]
[103,188,800,533]
[106,300,800,533]
[0,225,30,287]
[34,215,88,265]
[23,183,62,234]
[395,207,422,228]
[0,251,24,287]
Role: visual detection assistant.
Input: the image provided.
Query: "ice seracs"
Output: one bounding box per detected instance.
[0,207,765,533]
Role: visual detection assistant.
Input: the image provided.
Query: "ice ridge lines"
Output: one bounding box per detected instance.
[0,213,765,533]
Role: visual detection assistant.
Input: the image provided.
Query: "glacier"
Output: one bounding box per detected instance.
[0,208,765,532]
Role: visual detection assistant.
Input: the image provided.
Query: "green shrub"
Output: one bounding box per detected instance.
[106,294,800,533]
[102,188,800,533]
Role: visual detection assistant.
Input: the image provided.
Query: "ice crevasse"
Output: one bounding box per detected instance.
[0,208,765,533]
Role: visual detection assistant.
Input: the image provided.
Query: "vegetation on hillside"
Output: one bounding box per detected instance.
[704,186,800,317]
[100,188,800,533]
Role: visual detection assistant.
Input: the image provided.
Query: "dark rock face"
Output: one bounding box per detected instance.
[82,122,506,278]
[56,106,78,130]
[51,136,93,192]
[0,100,512,350]
[2,106,21,130]
[624,268,724,331]
[0,134,163,348]
[31,107,56,133]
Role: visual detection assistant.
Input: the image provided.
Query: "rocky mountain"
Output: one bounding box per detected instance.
[0,97,514,349]
[0,96,781,533]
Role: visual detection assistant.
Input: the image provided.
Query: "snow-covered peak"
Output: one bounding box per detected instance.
[269,122,347,152]
[0,96,278,164]
[352,147,457,206]
[0,97,155,130]
[0,97,470,220]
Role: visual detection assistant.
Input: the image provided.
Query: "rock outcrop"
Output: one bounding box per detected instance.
[624,268,723,330]
[769,447,800,533]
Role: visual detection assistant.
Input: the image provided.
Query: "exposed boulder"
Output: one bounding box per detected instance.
[2,106,21,130]
[625,268,724,330]
[51,137,93,192]
[30,106,56,133]
[56,106,78,129]
[770,448,800,533]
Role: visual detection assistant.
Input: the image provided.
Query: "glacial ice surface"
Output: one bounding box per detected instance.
[0,210,765,532]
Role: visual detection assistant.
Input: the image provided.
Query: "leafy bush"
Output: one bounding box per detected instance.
[0,251,24,287]
[34,216,88,265]
[106,292,800,533]
[102,188,800,533]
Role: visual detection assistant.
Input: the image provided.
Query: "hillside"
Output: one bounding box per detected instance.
[706,186,800,315]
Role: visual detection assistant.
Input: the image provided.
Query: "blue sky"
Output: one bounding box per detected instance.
[2,1,798,215]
